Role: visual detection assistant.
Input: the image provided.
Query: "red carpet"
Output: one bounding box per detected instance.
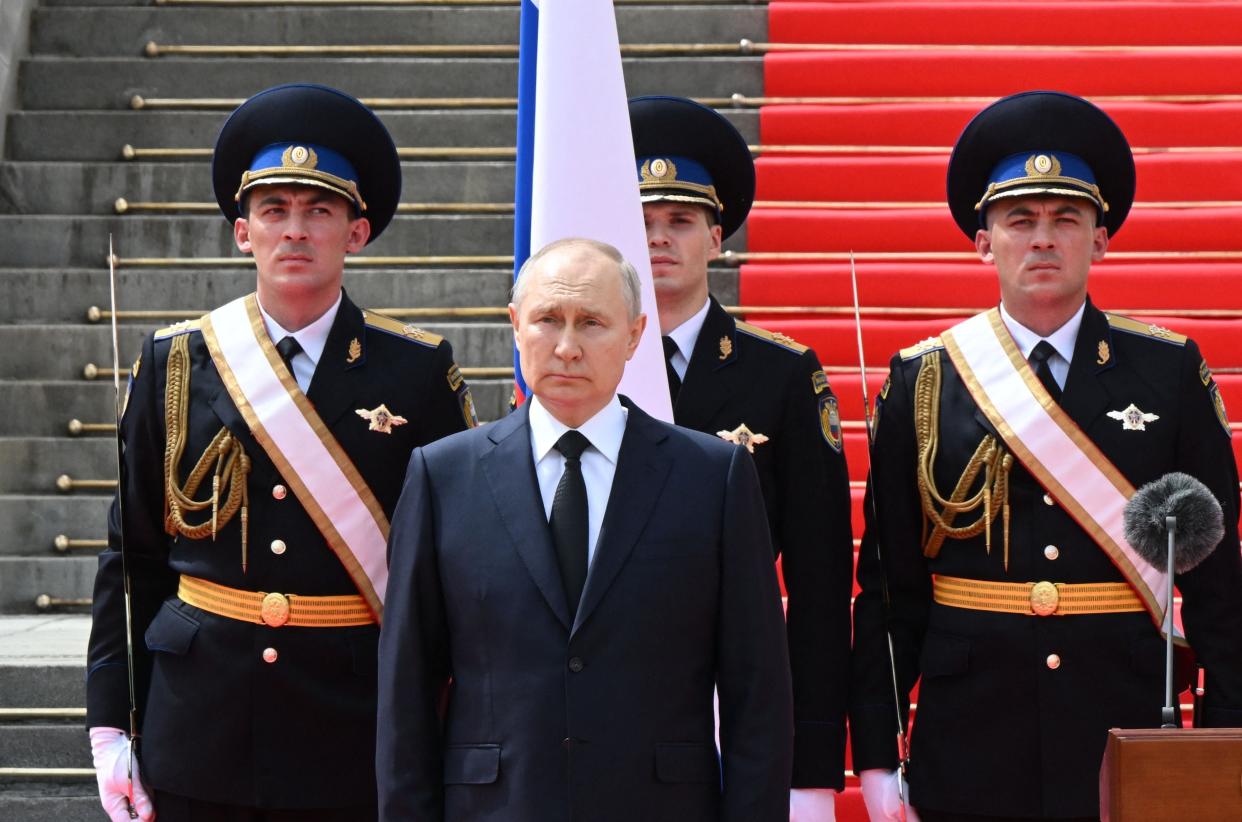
[768,2,1242,46]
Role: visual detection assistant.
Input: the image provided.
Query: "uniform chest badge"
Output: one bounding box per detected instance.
[1107,403,1159,431]
[717,423,768,453]
[356,403,408,434]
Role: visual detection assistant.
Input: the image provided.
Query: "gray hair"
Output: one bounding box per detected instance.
[511,237,642,321]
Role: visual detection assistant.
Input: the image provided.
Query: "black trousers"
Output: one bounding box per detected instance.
[153,790,376,822]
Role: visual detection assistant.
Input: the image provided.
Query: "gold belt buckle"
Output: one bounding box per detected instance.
[1030,581,1060,616]
[261,592,291,627]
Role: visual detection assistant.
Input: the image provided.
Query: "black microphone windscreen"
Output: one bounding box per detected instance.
[1123,472,1224,573]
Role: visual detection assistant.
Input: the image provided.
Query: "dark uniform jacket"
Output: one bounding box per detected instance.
[674,296,854,788]
[86,290,473,809]
[850,298,1242,818]
[377,399,794,822]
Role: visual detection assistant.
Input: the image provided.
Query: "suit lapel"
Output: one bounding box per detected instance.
[1060,298,1115,430]
[573,399,673,635]
[481,406,573,631]
[675,296,740,427]
[306,291,368,429]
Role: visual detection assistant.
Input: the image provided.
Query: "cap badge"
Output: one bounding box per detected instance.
[641,157,677,182]
[718,336,733,360]
[356,403,408,434]
[1096,340,1110,366]
[1107,403,1159,431]
[717,423,768,453]
[282,145,318,169]
[1026,154,1060,177]
[346,337,361,364]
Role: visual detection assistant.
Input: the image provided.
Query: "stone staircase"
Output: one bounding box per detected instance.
[0,1,761,817]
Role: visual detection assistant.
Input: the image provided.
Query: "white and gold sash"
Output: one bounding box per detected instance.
[200,294,387,622]
[940,308,1178,637]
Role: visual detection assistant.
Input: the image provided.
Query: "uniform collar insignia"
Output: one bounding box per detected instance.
[716,423,768,453]
[1107,403,1159,431]
[356,403,407,434]
[718,335,733,360]
[346,337,362,363]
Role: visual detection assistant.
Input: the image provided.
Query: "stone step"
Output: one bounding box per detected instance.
[0,213,513,267]
[0,794,98,822]
[19,56,761,110]
[0,438,112,494]
[0,378,513,436]
[0,556,96,614]
[0,615,89,707]
[0,495,111,557]
[0,160,520,209]
[0,266,522,324]
[0,725,91,768]
[0,322,514,380]
[28,6,763,56]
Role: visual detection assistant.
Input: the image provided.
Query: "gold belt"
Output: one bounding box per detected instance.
[177,575,375,628]
[933,574,1145,617]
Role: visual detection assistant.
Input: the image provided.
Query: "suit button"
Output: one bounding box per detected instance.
[272,484,287,500]
[1046,653,1061,670]
[1044,545,1060,560]
[270,539,287,555]
[568,657,584,673]
[1043,493,1055,506]
[262,647,278,664]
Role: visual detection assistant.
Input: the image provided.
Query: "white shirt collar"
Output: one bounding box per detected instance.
[257,290,342,369]
[999,300,1085,365]
[665,297,712,364]
[528,394,627,465]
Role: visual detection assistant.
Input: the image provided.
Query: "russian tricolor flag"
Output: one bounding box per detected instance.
[512,0,673,422]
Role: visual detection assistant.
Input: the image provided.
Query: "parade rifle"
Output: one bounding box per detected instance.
[850,252,911,821]
[107,236,141,820]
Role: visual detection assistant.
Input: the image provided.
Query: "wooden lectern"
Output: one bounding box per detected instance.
[1100,727,1242,820]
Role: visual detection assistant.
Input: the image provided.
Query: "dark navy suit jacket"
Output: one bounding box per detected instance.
[378,398,794,822]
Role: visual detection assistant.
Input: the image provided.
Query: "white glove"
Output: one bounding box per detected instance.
[90,726,155,822]
[859,768,920,822]
[790,787,836,821]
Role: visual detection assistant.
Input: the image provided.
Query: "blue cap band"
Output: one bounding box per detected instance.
[636,154,724,218]
[975,151,1107,224]
[235,142,366,213]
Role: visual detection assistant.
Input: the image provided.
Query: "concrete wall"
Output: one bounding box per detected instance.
[0,0,38,160]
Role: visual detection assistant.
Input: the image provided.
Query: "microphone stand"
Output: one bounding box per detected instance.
[1161,515,1177,729]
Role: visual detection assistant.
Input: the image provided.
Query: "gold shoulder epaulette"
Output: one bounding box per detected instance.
[363,310,444,348]
[735,321,809,354]
[1105,314,1187,346]
[154,317,204,340]
[900,336,944,361]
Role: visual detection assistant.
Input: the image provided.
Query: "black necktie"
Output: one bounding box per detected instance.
[275,335,302,373]
[1029,340,1062,403]
[551,430,591,617]
[662,336,681,403]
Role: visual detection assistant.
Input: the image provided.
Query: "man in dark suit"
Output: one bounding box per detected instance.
[850,91,1242,821]
[86,84,475,821]
[377,237,794,822]
[628,96,854,821]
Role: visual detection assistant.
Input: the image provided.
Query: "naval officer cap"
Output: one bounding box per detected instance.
[947,90,1135,239]
[629,95,755,241]
[212,83,401,242]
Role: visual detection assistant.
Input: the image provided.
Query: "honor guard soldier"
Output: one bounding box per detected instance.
[850,91,1242,821]
[630,96,854,820]
[86,84,477,821]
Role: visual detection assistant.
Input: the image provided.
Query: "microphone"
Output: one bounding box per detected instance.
[1122,472,1225,727]
[1123,472,1224,574]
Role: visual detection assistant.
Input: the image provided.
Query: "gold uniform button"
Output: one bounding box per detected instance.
[1046,653,1061,670]
[270,539,287,555]
[272,484,287,500]
[1043,493,1055,506]
[1044,545,1060,561]
[262,647,278,664]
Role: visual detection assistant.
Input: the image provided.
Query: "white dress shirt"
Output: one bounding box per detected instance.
[257,291,342,393]
[663,297,712,381]
[528,394,628,566]
[999,300,1085,391]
